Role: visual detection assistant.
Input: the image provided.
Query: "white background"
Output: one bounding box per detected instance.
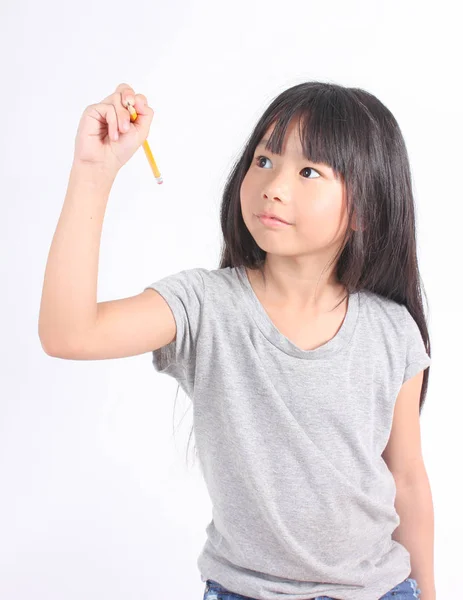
[1,0,461,598]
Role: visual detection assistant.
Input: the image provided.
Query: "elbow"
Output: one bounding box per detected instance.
[39,334,64,358]
[38,329,77,359]
[38,321,58,357]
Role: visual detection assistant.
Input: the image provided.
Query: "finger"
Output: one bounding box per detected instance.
[123,92,149,119]
[127,94,153,120]
[116,82,136,107]
[102,86,148,130]
[101,83,134,105]
[107,104,119,141]
[131,93,148,109]
[97,103,119,141]
[116,89,151,132]
[109,90,133,134]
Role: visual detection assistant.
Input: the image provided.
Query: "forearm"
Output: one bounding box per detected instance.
[392,472,436,600]
[39,162,116,353]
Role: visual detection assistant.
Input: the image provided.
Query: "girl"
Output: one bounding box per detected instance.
[39,81,432,600]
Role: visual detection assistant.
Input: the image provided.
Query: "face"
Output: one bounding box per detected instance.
[240,119,350,260]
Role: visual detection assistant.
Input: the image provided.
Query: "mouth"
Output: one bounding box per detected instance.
[256,212,293,225]
[256,214,293,228]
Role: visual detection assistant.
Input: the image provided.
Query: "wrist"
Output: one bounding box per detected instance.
[70,160,118,187]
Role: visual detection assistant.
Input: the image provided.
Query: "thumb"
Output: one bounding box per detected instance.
[127,95,154,134]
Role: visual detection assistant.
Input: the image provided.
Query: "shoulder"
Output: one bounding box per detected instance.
[200,265,245,296]
[359,289,406,333]
[360,289,427,335]
[147,265,244,308]
[359,289,431,383]
[356,289,408,362]
[146,266,208,296]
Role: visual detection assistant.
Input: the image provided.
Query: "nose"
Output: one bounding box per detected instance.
[262,175,290,203]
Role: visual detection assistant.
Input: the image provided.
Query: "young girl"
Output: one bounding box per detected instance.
[39,81,432,600]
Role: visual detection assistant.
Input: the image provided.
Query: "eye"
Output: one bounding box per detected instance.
[254,155,320,179]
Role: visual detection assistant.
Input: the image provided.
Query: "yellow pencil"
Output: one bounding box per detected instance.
[126,101,163,185]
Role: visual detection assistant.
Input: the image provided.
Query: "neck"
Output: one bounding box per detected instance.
[249,263,347,314]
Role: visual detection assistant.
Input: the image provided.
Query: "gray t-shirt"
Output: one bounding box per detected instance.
[144,265,431,600]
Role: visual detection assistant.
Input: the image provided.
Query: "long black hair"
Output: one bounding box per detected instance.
[178,80,431,465]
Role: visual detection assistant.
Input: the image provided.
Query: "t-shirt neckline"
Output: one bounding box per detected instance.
[235,264,360,360]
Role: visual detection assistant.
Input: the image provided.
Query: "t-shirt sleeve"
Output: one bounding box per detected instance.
[143,268,205,380]
[401,305,431,384]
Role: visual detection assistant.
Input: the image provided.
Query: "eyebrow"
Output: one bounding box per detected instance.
[256,138,271,148]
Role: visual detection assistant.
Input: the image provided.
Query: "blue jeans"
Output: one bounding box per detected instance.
[203,577,421,599]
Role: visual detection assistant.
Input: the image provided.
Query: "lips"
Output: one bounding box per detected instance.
[258,212,292,225]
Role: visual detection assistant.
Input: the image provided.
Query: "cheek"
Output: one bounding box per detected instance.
[312,192,342,215]
[240,173,252,197]
[297,196,347,236]
[240,176,255,213]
